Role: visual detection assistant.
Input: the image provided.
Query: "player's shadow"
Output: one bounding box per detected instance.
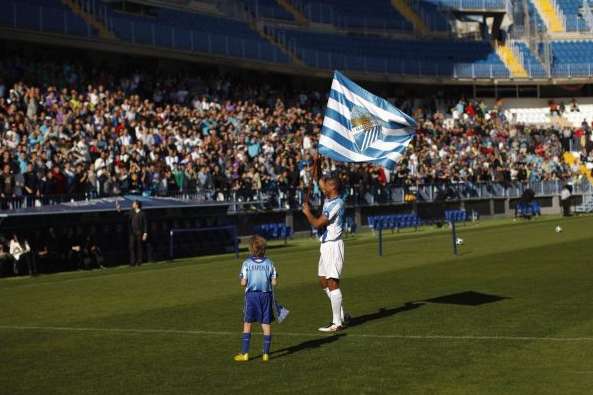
[348,291,509,328]
[270,333,346,359]
[347,302,424,328]
[419,290,509,306]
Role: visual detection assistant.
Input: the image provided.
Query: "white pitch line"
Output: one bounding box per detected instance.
[1,325,593,342]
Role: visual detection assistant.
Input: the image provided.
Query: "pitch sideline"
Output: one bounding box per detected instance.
[1,325,593,342]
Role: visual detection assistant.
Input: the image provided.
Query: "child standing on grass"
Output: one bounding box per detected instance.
[234,235,277,362]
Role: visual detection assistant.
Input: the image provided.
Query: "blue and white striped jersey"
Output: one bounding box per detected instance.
[239,257,277,292]
[320,197,345,243]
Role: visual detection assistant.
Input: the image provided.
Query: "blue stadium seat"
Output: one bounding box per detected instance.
[271,28,507,78]
[514,42,546,78]
[3,0,97,37]
[255,223,292,240]
[551,40,593,77]
[298,0,412,31]
[445,210,467,223]
[516,201,541,217]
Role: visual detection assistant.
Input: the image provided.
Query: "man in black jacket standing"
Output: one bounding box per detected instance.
[118,200,148,266]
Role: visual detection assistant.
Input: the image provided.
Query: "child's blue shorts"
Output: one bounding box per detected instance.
[244,291,274,324]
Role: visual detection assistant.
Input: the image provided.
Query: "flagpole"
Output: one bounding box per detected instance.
[306,151,319,204]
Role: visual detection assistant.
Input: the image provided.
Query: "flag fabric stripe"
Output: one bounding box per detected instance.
[319,71,416,170]
[332,72,416,126]
[319,134,409,164]
[323,107,352,134]
[322,117,353,142]
[322,125,412,159]
[319,138,403,170]
[320,126,358,152]
[323,113,411,145]
[330,78,413,128]
[319,135,405,162]
[327,97,351,120]
[329,89,408,131]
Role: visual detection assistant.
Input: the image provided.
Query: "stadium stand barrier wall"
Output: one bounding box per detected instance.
[0,187,582,276]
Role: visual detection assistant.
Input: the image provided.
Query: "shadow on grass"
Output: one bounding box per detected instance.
[271,333,346,359]
[271,291,509,359]
[348,291,509,328]
[347,302,425,328]
[419,290,510,306]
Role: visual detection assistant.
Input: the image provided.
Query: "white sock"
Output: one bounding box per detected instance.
[329,289,343,326]
[325,287,345,320]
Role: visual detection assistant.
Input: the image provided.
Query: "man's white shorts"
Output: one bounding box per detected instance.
[318,239,344,279]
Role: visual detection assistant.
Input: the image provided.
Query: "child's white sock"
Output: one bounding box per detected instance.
[329,288,343,326]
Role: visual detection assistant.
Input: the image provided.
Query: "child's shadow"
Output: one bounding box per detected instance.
[270,333,346,359]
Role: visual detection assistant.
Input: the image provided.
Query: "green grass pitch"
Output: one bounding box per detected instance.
[2,215,593,394]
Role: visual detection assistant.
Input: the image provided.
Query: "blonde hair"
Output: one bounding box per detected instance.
[249,234,267,257]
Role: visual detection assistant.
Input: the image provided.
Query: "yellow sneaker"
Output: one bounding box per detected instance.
[262,353,269,362]
[233,353,249,362]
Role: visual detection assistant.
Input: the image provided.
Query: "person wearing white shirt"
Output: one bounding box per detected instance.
[9,235,35,276]
[561,185,572,217]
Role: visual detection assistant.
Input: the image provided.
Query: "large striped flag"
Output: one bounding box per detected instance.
[319,71,416,170]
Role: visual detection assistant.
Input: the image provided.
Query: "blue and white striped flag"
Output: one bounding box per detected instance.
[319,71,416,170]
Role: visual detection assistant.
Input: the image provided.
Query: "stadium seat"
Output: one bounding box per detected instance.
[367,214,421,231]
[445,210,468,223]
[269,27,507,78]
[254,223,293,241]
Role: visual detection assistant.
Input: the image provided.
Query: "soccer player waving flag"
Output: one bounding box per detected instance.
[319,70,416,170]
[303,72,416,333]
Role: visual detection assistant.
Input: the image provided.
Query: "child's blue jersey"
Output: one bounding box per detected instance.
[240,257,277,292]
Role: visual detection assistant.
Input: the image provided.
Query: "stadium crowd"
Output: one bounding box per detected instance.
[0,56,587,213]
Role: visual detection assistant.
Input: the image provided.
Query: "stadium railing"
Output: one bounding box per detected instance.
[437,0,506,10]
[0,180,589,212]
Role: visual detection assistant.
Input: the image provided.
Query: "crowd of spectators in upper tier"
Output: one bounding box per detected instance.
[0,55,588,211]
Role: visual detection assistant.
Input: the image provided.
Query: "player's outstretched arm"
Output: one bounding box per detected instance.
[302,201,329,229]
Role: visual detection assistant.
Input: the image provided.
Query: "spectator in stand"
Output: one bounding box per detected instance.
[549,100,561,116]
[23,162,39,207]
[0,164,16,210]
[571,98,580,112]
